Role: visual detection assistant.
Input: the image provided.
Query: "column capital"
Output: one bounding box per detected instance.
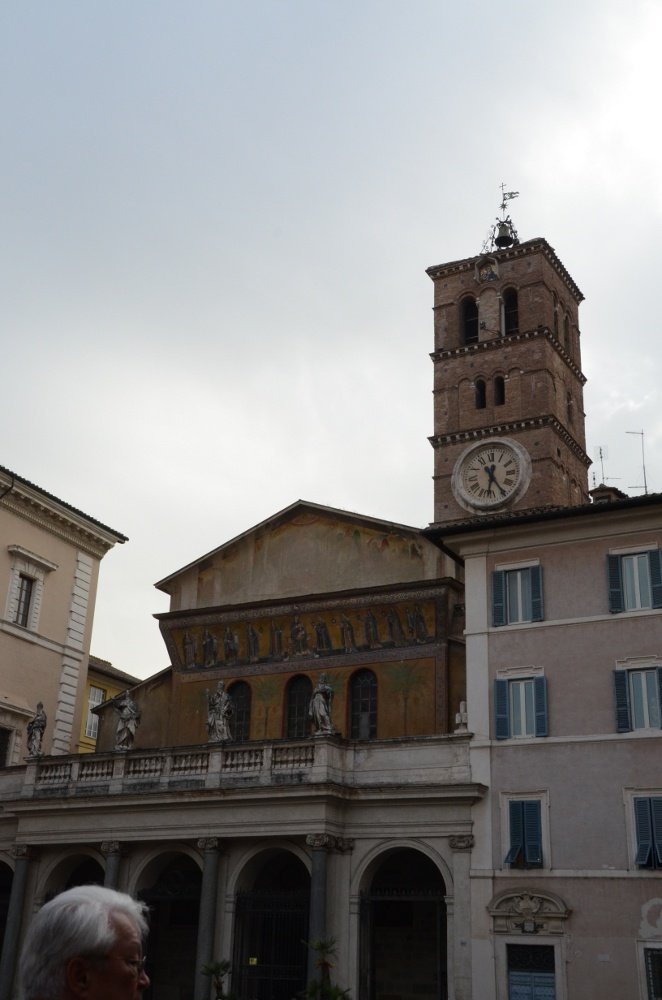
[306,834,355,853]
[101,841,122,857]
[306,834,334,851]
[449,834,474,851]
[11,844,31,861]
[197,837,221,853]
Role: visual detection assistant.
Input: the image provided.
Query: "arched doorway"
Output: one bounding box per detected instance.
[139,853,202,1000]
[43,854,105,902]
[0,862,12,951]
[360,849,447,1000]
[233,851,310,1000]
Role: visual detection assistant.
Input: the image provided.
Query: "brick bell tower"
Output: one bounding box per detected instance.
[428,197,590,526]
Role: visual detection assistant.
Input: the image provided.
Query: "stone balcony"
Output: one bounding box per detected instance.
[10,733,475,801]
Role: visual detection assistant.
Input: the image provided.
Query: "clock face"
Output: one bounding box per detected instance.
[452,439,531,512]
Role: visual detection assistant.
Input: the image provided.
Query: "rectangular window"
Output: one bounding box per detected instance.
[492,566,543,626]
[85,685,106,739]
[645,948,662,1000]
[608,551,662,613]
[614,668,662,732]
[0,727,12,767]
[495,676,547,739]
[15,574,34,628]
[634,797,662,869]
[505,800,543,868]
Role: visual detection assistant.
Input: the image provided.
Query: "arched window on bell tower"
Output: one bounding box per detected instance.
[475,378,486,409]
[462,297,479,345]
[553,292,559,339]
[503,289,519,335]
[564,314,571,354]
[494,376,506,406]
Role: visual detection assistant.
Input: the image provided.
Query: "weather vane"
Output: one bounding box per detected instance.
[482,184,520,253]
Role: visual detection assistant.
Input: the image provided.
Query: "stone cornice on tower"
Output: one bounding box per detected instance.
[430,325,587,385]
[426,237,584,304]
[429,414,591,468]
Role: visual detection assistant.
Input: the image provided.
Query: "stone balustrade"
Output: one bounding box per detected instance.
[8,733,472,801]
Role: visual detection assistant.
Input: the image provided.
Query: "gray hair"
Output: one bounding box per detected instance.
[20,884,149,1000]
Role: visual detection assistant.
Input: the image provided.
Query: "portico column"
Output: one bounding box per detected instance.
[101,841,122,889]
[194,838,222,1000]
[449,835,474,1000]
[305,834,334,981]
[0,845,32,1000]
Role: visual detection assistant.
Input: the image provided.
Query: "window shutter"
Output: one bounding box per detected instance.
[494,679,510,740]
[505,800,523,865]
[534,676,548,737]
[523,800,543,866]
[651,798,662,867]
[613,670,631,732]
[657,669,662,730]
[607,554,624,613]
[649,550,662,609]
[635,797,653,866]
[492,571,506,627]
[530,566,544,621]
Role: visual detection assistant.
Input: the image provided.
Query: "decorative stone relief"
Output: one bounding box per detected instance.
[639,898,662,940]
[197,837,221,852]
[449,835,474,851]
[488,889,570,936]
[101,841,121,856]
[305,834,355,853]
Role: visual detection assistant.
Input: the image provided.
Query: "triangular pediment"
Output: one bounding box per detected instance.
[156,500,444,611]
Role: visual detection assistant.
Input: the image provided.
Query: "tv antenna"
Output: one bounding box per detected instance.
[594,446,621,486]
[626,430,648,494]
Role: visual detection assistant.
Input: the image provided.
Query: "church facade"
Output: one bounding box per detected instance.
[1,221,661,1000]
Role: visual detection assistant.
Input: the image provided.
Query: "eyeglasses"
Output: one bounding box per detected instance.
[86,954,148,974]
[125,957,148,974]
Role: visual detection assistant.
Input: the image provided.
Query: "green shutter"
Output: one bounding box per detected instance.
[530,566,544,622]
[505,800,523,865]
[608,554,624,613]
[534,676,548,737]
[649,551,662,609]
[635,797,653,866]
[494,679,510,740]
[492,571,506,626]
[523,800,543,866]
[651,798,662,867]
[613,670,631,732]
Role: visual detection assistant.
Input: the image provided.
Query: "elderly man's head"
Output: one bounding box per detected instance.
[20,885,150,1000]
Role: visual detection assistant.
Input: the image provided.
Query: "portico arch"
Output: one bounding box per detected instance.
[359,846,448,1000]
[137,851,202,1000]
[232,848,310,1000]
[40,850,105,902]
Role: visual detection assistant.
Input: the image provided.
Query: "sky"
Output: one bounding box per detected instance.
[2,1,661,679]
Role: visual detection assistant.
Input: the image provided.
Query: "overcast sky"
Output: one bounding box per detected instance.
[2,1,660,679]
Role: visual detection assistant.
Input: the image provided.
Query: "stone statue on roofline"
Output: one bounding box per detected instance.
[206,680,234,743]
[26,702,47,757]
[113,692,141,751]
[309,673,336,736]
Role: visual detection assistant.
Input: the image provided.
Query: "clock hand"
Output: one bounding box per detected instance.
[485,464,507,496]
